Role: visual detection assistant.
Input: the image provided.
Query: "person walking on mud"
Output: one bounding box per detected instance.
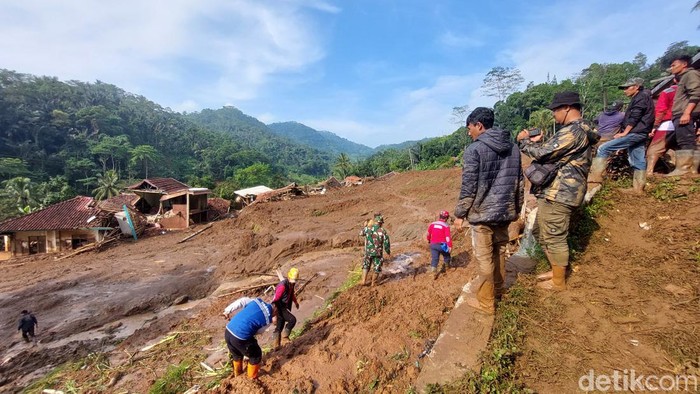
[361,213,391,286]
[455,107,523,314]
[222,297,276,379]
[17,310,38,344]
[426,210,452,279]
[271,268,300,349]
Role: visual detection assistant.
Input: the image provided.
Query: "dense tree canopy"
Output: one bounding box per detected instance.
[0,71,334,220]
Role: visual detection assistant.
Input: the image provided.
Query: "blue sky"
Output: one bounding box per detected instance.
[0,1,697,147]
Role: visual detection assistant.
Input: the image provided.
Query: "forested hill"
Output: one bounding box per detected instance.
[267,121,374,159]
[184,107,333,177]
[0,70,333,220]
[374,138,431,152]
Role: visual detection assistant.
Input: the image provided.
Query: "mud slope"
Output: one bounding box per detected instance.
[0,168,469,392]
[517,179,700,393]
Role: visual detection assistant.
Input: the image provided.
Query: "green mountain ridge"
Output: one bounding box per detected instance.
[267,121,374,159]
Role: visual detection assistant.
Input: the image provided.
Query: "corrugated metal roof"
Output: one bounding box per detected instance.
[126,178,190,194]
[234,186,273,197]
[0,196,104,232]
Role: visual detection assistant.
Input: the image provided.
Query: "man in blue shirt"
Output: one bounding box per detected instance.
[222,297,276,379]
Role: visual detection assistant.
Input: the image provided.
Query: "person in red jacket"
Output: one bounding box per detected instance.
[271,268,299,349]
[647,82,677,176]
[426,210,452,279]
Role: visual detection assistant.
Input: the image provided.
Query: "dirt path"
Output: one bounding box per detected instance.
[517,179,700,393]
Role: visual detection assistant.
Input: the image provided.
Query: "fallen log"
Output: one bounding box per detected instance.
[56,238,118,261]
[177,223,214,244]
[296,273,318,296]
[216,282,279,299]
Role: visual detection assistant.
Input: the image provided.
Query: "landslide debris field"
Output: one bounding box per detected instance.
[0,169,698,393]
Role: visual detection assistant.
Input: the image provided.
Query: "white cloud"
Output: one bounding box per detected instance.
[173,100,200,113]
[503,0,698,85]
[255,112,277,124]
[304,73,485,147]
[0,0,326,108]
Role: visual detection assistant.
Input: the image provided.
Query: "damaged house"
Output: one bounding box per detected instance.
[0,196,110,258]
[127,178,211,230]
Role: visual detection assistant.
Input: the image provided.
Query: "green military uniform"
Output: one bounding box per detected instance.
[362,222,391,273]
[520,119,594,267]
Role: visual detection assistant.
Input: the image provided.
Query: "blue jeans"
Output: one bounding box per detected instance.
[596,133,648,171]
[429,243,451,268]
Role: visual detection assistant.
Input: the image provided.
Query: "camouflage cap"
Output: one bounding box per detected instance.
[618,77,644,89]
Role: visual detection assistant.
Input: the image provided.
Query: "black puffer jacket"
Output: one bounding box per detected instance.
[624,88,655,135]
[455,127,524,225]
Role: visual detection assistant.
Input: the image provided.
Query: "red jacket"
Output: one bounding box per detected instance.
[426,220,452,248]
[655,85,677,126]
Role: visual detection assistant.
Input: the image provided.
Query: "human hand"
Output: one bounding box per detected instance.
[529,133,543,143]
[613,133,626,139]
[649,129,656,138]
[516,129,529,141]
[222,312,229,320]
[680,113,691,125]
[454,218,464,230]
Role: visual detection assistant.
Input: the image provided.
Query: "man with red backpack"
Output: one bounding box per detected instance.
[426,210,452,279]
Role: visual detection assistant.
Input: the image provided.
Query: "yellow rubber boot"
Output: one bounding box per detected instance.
[232,360,243,377]
[247,363,260,379]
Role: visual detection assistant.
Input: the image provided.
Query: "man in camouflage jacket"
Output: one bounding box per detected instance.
[361,213,391,286]
[517,91,597,291]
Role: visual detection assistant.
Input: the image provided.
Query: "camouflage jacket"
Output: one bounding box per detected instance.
[520,119,595,207]
[363,224,391,257]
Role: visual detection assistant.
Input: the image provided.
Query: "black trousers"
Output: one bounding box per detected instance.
[668,115,700,150]
[225,329,262,365]
[21,328,35,342]
[274,306,297,334]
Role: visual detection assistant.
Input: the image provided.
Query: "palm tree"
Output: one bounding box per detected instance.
[130,145,159,178]
[2,177,37,214]
[334,153,353,179]
[93,170,120,200]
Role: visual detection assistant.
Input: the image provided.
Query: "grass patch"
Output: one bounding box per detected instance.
[424,282,535,394]
[149,361,192,394]
[22,353,113,394]
[649,178,687,201]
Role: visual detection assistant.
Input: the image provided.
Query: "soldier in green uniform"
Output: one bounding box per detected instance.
[360,213,391,286]
[516,91,598,291]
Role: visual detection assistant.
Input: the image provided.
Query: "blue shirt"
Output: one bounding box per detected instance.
[226,298,273,340]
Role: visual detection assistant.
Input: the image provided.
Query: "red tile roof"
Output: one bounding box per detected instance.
[96,193,140,213]
[0,196,104,232]
[126,178,190,194]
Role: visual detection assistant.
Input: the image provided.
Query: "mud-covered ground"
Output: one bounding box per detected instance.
[0,168,472,392]
[517,177,700,393]
[1,170,698,393]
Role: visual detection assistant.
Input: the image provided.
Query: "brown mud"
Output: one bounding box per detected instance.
[0,170,698,393]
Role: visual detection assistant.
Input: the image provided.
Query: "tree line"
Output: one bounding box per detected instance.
[0,71,332,220]
[340,41,698,178]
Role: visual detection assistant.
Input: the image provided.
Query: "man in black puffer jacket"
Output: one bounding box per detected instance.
[454,107,524,314]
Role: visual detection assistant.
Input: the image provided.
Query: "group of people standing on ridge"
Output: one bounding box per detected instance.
[588,54,700,197]
[453,53,699,314]
[218,53,700,378]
